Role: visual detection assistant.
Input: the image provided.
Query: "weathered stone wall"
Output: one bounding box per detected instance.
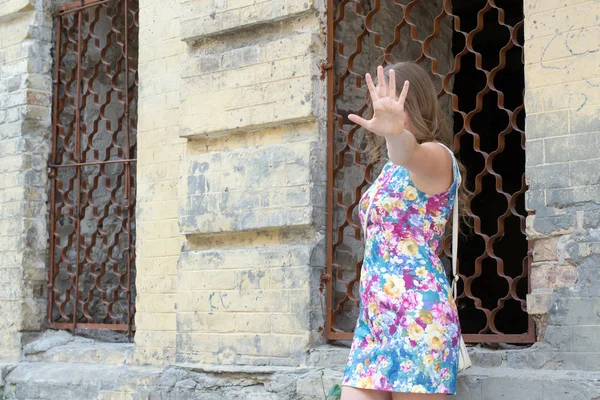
[174,0,327,366]
[0,0,137,358]
[524,0,600,366]
[0,0,52,361]
[4,332,600,399]
[132,0,187,365]
[3,0,600,399]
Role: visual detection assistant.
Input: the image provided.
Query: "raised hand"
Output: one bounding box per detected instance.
[348,65,410,137]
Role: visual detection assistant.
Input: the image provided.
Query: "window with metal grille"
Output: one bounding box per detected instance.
[323,0,535,344]
[48,0,139,337]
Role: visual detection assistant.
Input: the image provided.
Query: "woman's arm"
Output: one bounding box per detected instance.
[348,65,453,195]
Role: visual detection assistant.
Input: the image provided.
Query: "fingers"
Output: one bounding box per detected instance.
[388,69,397,101]
[376,65,386,98]
[398,80,410,108]
[365,73,378,102]
[348,113,371,129]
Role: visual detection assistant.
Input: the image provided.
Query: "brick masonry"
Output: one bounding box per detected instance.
[179,23,325,139]
[1,0,600,398]
[176,241,324,366]
[523,0,600,356]
[172,0,328,367]
[0,0,52,362]
[134,0,328,368]
[133,0,187,366]
[180,139,326,234]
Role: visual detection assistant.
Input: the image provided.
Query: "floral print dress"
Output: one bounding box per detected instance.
[342,145,462,394]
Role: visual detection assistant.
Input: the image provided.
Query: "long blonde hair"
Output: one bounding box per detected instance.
[363,61,471,218]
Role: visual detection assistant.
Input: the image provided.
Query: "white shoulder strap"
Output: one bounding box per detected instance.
[435,142,461,300]
[452,186,459,300]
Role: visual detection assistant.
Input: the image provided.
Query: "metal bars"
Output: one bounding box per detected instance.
[324,0,535,343]
[48,0,139,334]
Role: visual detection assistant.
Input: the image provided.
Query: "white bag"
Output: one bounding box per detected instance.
[458,335,471,372]
[362,152,471,373]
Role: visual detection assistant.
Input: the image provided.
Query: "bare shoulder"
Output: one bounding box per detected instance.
[421,141,452,161]
[406,141,454,195]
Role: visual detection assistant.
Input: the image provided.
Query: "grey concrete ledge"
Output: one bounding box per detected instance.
[4,352,600,399]
[20,330,134,365]
[174,362,312,374]
[307,343,555,370]
[461,366,600,380]
[0,0,34,21]
[179,116,318,141]
[5,362,162,385]
[180,0,316,43]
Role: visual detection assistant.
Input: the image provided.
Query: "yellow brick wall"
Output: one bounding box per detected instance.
[0,2,51,362]
[172,0,326,366]
[134,0,325,368]
[179,31,323,139]
[524,0,600,317]
[133,0,186,365]
[0,12,29,358]
[176,232,320,365]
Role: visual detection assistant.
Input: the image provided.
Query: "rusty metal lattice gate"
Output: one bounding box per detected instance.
[323,0,535,343]
[48,0,139,335]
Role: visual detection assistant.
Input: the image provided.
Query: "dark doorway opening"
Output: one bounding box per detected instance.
[451,0,532,340]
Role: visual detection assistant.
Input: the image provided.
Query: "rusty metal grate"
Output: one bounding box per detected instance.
[323,0,535,343]
[48,0,139,335]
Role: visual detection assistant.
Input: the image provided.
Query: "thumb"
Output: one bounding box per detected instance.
[348,114,371,129]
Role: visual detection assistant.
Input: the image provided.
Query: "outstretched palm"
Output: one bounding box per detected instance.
[348,65,410,137]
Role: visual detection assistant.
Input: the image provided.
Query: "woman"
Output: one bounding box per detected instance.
[341,61,468,399]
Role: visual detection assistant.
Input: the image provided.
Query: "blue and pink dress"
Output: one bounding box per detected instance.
[342,145,462,394]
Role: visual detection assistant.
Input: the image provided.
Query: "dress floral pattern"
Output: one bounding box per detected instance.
[342,147,462,394]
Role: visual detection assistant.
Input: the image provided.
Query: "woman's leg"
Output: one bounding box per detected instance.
[341,385,393,400]
[391,393,446,400]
